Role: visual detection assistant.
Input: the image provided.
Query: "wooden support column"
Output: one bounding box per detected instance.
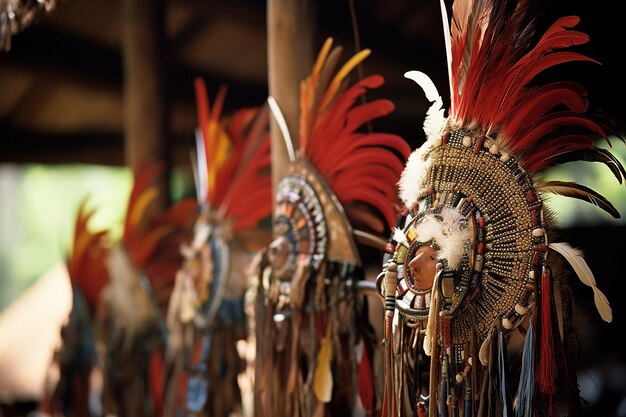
[267,0,316,193]
[122,0,169,212]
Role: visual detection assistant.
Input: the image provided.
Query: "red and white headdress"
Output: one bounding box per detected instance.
[382,1,624,416]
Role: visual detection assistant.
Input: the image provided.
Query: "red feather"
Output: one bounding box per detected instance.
[68,199,111,311]
[344,205,386,234]
[522,135,594,171]
[298,41,409,230]
[511,113,607,154]
[193,81,272,231]
[501,82,588,141]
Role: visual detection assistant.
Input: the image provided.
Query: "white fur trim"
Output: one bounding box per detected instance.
[398,145,432,207]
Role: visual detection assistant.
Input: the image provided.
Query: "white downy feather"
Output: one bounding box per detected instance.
[392,227,409,248]
[549,242,612,323]
[398,147,432,208]
[415,207,470,270]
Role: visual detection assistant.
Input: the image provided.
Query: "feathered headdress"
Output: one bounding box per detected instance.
[383,1,624,416]
[172,78,272,328]
[255,38,410,417]
[98,166,196,417]
[165,80,272,417]
[269,37,411,269]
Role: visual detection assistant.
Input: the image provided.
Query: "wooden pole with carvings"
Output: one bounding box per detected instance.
[267,0,316,193]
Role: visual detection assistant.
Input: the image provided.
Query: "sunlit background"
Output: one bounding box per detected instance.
[0,165,193,310]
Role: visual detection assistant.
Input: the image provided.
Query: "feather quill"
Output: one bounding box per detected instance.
[267,96,296,162]
[549,242,612,322]
[440,0,453,108]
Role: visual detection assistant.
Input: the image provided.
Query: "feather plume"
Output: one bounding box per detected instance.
[538,180,620,218]
[445,0,619,174]
[344,205,386,234]
[549,242,612,322]
[299,38,410,230]
[440,0,453,106]
[104,245,156,350]
[194,79,273,232]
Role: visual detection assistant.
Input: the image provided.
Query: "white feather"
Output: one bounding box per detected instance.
[549,242,612,323]
[267,96,296,162]
[439,0,453,112]
[194,128,209,204]
[478,332,492,366]
[404,71,446,141]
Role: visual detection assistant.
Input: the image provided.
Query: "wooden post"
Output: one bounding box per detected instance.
[122,0,169,212]
[267,0,316,192]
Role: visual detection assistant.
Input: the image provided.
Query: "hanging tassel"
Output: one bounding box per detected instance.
[464,377,472,417]
[497,330,512,417]
[440,353,449,417]
[537,265,557,397]
[356,335,374,414]
[413,342,422,409]
[515,322,534,417]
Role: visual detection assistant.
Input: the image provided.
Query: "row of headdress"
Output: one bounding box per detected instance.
[56,1,623,416]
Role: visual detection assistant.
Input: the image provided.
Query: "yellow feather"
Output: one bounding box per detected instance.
[129,186,159,229]
[205,120,232,198]
[313,326,333,403]
[312,37,334,79]
[73,231,93,263]
[319,49,371,112]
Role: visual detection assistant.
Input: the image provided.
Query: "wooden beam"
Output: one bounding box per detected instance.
[0,26,269,117]
[0,126,199,166]
[267,0,316,192]
[122,0,168,214]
